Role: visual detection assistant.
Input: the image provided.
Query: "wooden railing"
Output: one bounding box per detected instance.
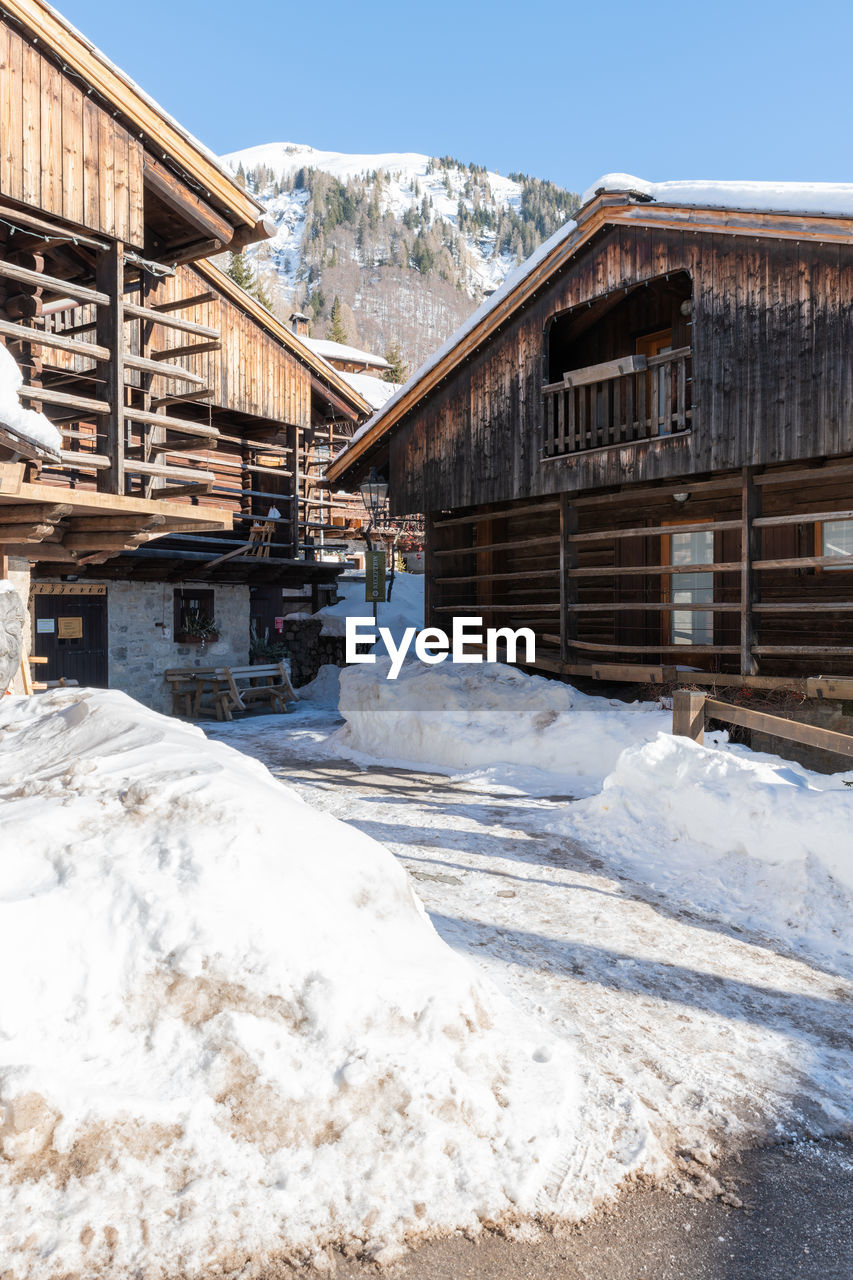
[542,347,692,457]
[672,688,853,761]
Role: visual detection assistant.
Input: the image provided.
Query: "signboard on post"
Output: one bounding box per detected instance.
[365,551,386,602]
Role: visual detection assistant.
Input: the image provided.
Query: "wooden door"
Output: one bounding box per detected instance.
[33,594,108,687]
[636,329,673,435]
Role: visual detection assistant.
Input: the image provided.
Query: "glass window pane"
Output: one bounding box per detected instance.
[669,529,714,644]
[823,520,853,568]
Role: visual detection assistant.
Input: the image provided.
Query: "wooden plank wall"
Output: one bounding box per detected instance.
[390,226,853,512]
[145,266,312,427]
[0,19,144,245]
[426,468,853,680]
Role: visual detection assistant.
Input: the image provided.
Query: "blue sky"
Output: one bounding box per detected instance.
[60,0,852,194]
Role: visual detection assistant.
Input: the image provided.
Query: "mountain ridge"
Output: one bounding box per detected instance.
[220,142,579,370]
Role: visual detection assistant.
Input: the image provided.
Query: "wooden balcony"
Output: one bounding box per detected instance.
[542,347,692,458]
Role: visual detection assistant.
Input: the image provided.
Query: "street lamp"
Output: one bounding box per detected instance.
[358,468,389,537]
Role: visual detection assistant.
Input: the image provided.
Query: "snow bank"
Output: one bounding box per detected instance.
[0,688,596,1277]
[336,660,669,794]
[313,570,424,645]
[0,344,62,455]
[558,733,853,975]
[297,661,342,707]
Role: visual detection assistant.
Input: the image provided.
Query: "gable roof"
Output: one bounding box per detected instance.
[326,174,853,484]
[196,262,372,418]
[4,0,270,243]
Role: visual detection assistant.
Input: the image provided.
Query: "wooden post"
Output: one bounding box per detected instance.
[672,689,706,744]
[96,241,125,495]
[423,514,436,630]
[290,423,300,557]
[560,493,578,664]
[740,465,760,675]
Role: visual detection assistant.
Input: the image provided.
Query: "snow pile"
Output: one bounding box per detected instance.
[0,687,601,1277]
[314,569,424,645]
[297,661,342,707]
[582,173,853,218]
[559,733,853,975]
[336,660,669,794]
[0,344,62,455]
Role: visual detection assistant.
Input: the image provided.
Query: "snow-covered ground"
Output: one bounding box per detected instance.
[0,687,593,1277]
[210,679,853,1224]
[4,657,853,1275]
[305,569,424,647]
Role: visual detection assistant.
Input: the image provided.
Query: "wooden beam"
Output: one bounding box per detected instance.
[95,241,125,494]
[705,698,853,761]
[672,690,706,744]
[0,317,110,361]
[152,292,216,314]
[63,532,148,551]
[432,501,561,528]
[124,460,215,483]
[152,340,220,362]
[0,523,53,541]
[434,535,561,557]
[557,353,647,389]
[560,493,577,664]
[124,407,220,439]
[568,518,744,543]
[67,514,165,532]
[0,258,109,305]
[59,449,111,470]
[570,561,742,578]
[122,301,219,338]
[17,384,110,415]
[0,503,72,522]
[143,154,234,245]
[741,466,760,677]
[124,353,206,386]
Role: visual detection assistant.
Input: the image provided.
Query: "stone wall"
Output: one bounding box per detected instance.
[277,616,347,688]
[105,579,250,714]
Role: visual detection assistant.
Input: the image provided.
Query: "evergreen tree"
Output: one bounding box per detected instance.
[327,295,349,345]
[225,250,255,291]
[382,342,408,384]
[254,271,273,311]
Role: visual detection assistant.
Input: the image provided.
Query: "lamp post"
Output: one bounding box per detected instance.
[359,468,389,623]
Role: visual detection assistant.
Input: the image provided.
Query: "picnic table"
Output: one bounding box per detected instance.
[165,661,297,721]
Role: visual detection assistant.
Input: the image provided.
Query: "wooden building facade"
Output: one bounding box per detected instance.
[328,185,853,688]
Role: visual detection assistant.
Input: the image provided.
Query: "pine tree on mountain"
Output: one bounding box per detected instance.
[226,250,256,291]
[327,296,349,345]
[254,271,273,311]
[382,342,408,384]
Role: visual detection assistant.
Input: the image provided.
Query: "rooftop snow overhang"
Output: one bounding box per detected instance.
[326,181,853,488]
[4,0,273,252]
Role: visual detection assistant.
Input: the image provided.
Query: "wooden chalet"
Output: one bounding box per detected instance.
[0,0,278,571]
[328,178,853,692]
[0,0,372,700]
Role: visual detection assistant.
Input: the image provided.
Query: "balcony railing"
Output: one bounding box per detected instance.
[542,346,692,458]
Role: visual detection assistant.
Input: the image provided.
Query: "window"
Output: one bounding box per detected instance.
[173,589,216,639]
[820,519,853,569]
[662,527,714,645]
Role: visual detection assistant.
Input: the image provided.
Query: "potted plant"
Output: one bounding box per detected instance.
[175,606,219,647]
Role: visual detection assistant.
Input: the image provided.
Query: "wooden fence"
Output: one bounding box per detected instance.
[672,689,853,761]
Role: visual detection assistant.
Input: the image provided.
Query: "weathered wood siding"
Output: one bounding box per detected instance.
[391,226,853,513]
[0,19,144,245]
[143,266,312,426]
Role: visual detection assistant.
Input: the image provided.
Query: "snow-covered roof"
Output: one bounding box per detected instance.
[338,370,401,410]
[582,174,853,218]
[302,337,390,368]
[328,172,853,481]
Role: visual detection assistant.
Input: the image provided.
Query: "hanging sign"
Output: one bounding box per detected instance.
[34,584,106,596]
[57,616,83,639]
[365,551,386,602]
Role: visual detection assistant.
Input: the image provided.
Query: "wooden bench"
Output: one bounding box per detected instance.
[220,662,297,718]
[165,667,221,718]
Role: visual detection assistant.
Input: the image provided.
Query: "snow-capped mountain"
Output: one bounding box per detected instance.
[220,142,578,369]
